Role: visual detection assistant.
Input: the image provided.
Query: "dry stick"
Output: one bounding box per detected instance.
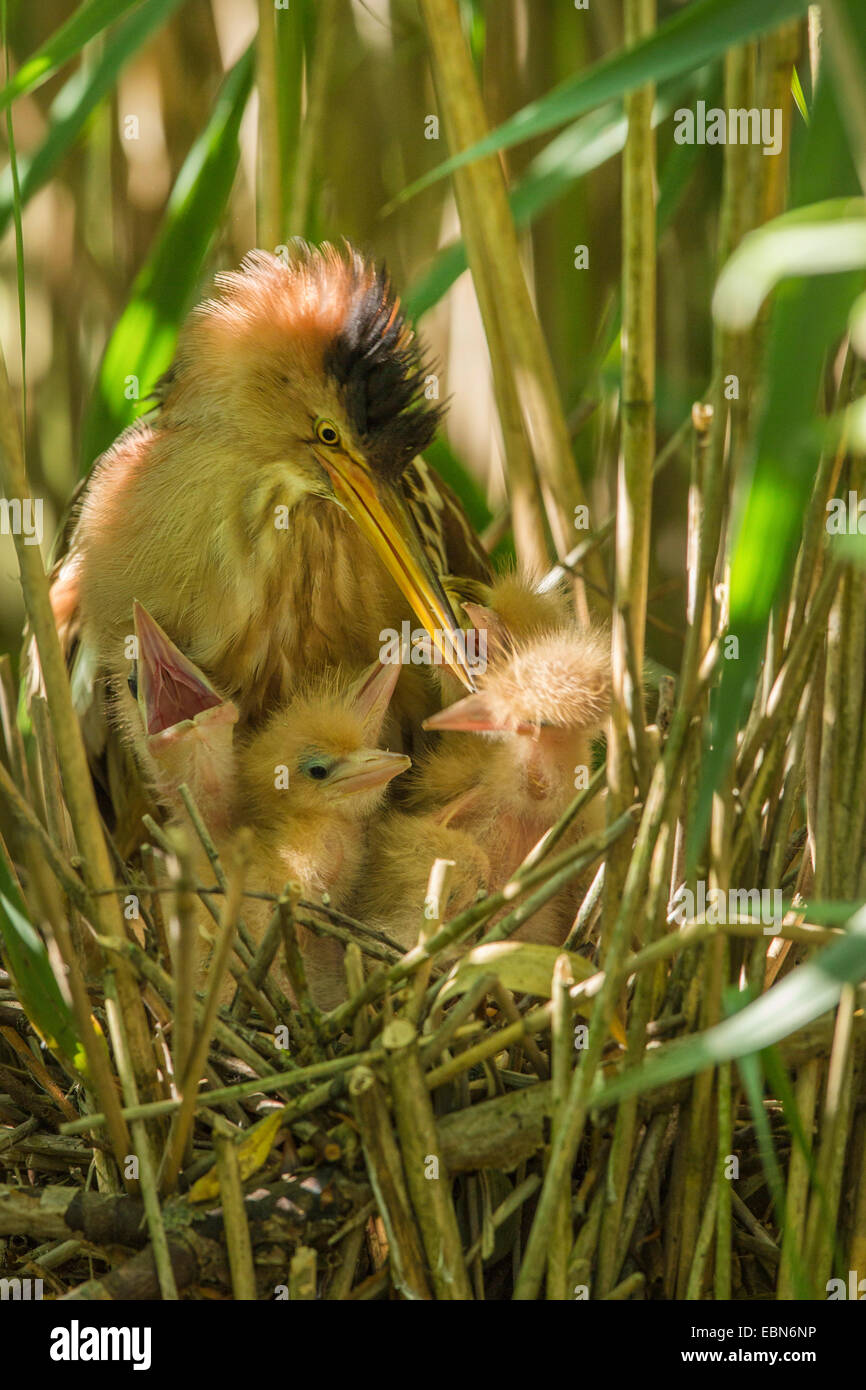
[382,1019,473,1299]
[603,0,656,947]
[614,1111,668,1275]
[463,1174,541,1269]
[804,984,857,1291]
[599,400,718,1295]
[568,1182,606,1293]
[513,638,718,1299]
[0,760,92,917]
[327,1225,367,1302]
[164,829,197,1171]
[0,656,30,799]
[0,347,163,1146]
[596,816,675,1294]
[287,0,339,236]
[161,839,250,1194]
[99,966,178,1300]
[538,420,691,595]
[406,858,452,1026]
[422,972,497,1066]
[418,0,601,596]
[0,767,131,1176]
[777,1057,819,1300]
[348,1065,431,1301]
[279,886,321,1045]
[168,793,293,1018]
[546,954,574,1301]
[344,943,372,1053]
[256,0,282,249]
[213,1117,257,1301]
[29,694,65,852]
[594,0,656,1300]
[734,567,841,843]
[322,808,638,1042]
[62,1047,378,1136]
[488,982,547,1083]
[88,930,282,1077]
[563,861,604,951]
[685,1171,719,1300]
[289,1247,317,1300]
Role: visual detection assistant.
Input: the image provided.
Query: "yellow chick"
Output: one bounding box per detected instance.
[414,622,611,946]
[132,600,409,1006]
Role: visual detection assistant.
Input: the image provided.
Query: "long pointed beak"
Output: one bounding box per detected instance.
[350,658,402,741]
[318,448,477,693]
[327,748,411,796]
[424,693,539,736]
[133,599,235,737]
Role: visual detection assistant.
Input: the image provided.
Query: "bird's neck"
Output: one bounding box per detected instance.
[206,496,415,723]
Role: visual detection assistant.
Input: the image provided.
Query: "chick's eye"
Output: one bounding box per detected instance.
[306,763,330,781]
[315,419,340,447]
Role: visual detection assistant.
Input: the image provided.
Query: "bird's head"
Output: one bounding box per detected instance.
[424,627,611,803]
[161,242,475,690]
[236,658,411,825]
[130,599,239,818]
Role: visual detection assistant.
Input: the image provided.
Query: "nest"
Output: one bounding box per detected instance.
[1,662,861,1301]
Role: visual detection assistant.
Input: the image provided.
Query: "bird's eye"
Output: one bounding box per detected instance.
[128,666,138,700]
[306,762,330,781]
[315,418,340,447]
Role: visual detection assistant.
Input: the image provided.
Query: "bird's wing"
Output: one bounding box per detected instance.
[401,456,492,589]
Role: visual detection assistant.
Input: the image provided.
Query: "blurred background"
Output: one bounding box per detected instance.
[0,0,741,673]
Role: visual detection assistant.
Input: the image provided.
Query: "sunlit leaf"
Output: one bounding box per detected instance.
[0,0,185,241]
[439,940,597,1003]
[0,0,139,110]
[713,202,866,331]
[80,45,254,470]
[394,0,811,205]
[0,837,84,1070]
[187,1106,286,1203]
[688,18,866,867]
[591,907,866,1107]
[791,64,810,126]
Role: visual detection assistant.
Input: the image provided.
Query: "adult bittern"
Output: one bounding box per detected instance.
[48,242,489,817]
[132,599,409,1006]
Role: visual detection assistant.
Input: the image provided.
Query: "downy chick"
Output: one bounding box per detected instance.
[133,601,409,1006]
[410,622,611,946]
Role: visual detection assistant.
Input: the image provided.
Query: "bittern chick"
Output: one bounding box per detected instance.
[354,578,597,950]
[125,600,239,836]
[234,665,412,1006]
[133,602,409,1006]
[412,622,611,946]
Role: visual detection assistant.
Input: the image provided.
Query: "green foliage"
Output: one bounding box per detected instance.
[79,45,255,469]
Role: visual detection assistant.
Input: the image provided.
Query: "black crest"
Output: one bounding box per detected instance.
[324,260,444,478]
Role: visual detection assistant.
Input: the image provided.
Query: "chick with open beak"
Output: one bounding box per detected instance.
[358,590,611,950]
[50,243,488,816]
[129,601,409,1007]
